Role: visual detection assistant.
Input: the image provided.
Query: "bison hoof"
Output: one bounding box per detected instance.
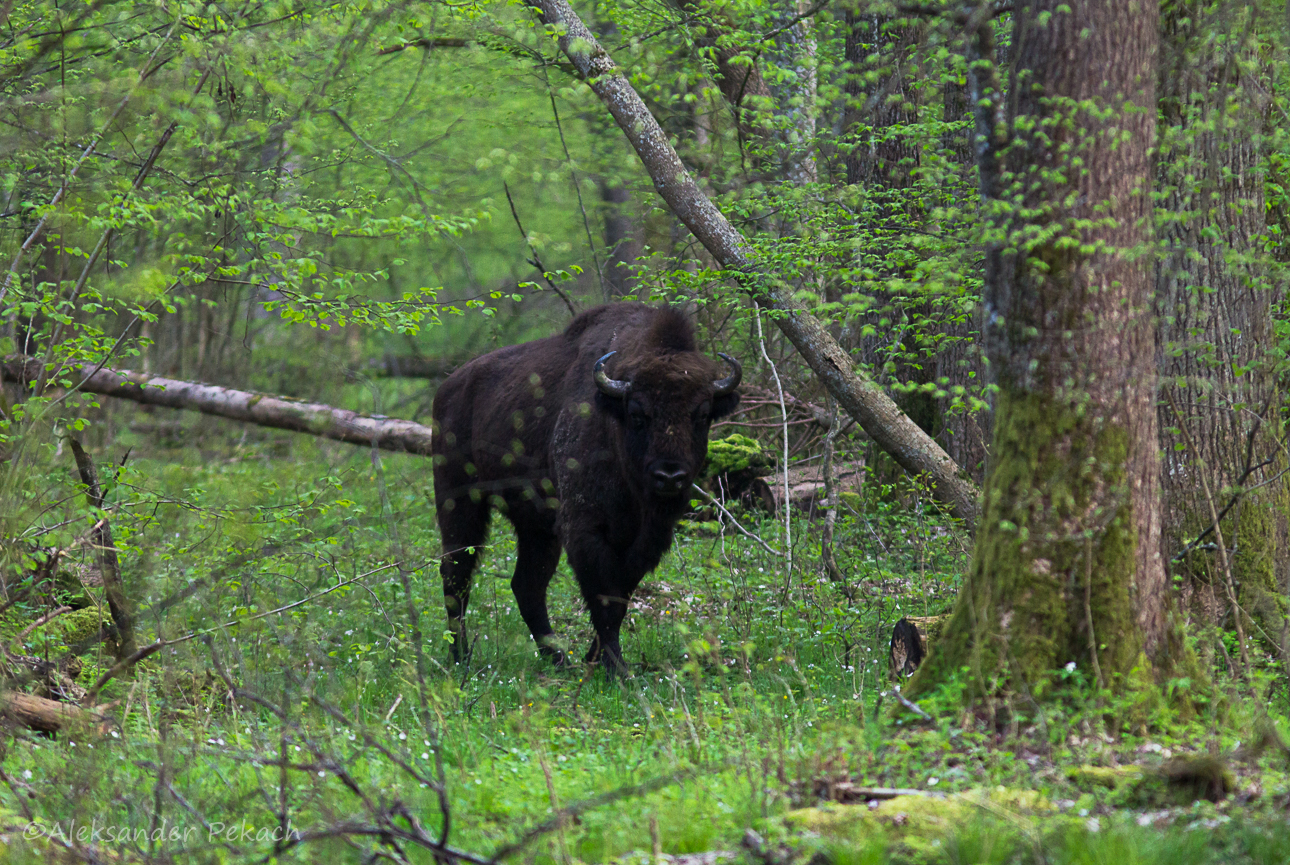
[539,645,568,668]
[586,645,630,678]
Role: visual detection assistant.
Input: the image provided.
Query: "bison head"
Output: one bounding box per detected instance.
[593,350,741,497]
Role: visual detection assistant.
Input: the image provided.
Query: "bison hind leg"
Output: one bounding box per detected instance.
[438,499,489,664]
[510,520,566,667]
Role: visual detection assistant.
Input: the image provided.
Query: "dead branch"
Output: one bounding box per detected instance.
[376,36,469,55]
[8,606,72,654]
[690,485,783,557]
[2,356,435,456]
[82,638,173,706]
[741,384,836,428]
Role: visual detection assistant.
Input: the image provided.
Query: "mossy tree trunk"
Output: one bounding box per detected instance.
[1156,2,1288,663]
[912,1,1184,701]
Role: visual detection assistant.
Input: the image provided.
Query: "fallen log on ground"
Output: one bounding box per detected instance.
[2,356,434,456]
[0,691,103,734]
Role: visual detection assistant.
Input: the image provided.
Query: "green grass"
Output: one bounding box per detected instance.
[1,409,1287,864]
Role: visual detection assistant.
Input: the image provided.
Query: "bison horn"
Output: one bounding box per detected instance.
[593,351,630,397]
[713,353,742,395]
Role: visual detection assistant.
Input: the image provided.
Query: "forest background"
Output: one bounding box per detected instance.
[1,0,1290,863]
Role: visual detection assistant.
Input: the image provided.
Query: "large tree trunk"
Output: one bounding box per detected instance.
[1,357,436,455]
[913,1,1185,701]
[1156,2,1287,662]
[529,0,982,529]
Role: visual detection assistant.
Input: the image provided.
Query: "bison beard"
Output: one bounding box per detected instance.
[431,304,741,674]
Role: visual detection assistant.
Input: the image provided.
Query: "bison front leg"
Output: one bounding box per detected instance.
[583,590,631,676]
[566,532,639,677]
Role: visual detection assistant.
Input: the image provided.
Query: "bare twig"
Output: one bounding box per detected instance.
[1167,394,1252,677]
[1171,417,1277,562]
[820,396,846,586]
[1083,535,1105,694]
[83,638,175,705]
[489,771,696,862]
[7,606,72,653]
[503,182,577,317]
[545,81,605,301]
[690,485,782,557]
[755,304,792,588]
[889,684,932,721]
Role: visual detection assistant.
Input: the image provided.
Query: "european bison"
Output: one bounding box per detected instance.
[431,303,741,673]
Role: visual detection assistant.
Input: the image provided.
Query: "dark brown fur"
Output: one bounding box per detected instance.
[431,304,740,672]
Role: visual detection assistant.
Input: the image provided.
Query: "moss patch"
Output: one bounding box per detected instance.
[3,606,109,654]
[703,434,772,477]
[788,788,1058,861]
[1065,764,1144,790]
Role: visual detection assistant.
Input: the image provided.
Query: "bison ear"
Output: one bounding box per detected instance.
[712,391,740,420]
[595,391,627,420]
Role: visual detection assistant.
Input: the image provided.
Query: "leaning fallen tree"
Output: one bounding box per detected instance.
[527,0,981,529]
[1,356,435,456]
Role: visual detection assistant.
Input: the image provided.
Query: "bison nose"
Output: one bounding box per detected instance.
[651,465,689,496]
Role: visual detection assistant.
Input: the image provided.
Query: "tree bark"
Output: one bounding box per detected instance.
[912,1,1185,700]
[1,357,435,456]
[529,0,982,529]
[1156,1,1287,658]
[843,14,920,188]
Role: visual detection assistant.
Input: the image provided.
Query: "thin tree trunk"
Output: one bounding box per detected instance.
[913,0,1185,701]
[1,358,435,456]
[843,14,920,188]
[599,179,641,297]
[67,437,136,661]
[529,0,981,529]
[785,0,818,186]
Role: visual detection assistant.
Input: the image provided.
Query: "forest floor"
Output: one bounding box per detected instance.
[1,409,1289,864]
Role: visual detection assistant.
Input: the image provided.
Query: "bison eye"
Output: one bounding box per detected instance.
[629,410,649,430]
